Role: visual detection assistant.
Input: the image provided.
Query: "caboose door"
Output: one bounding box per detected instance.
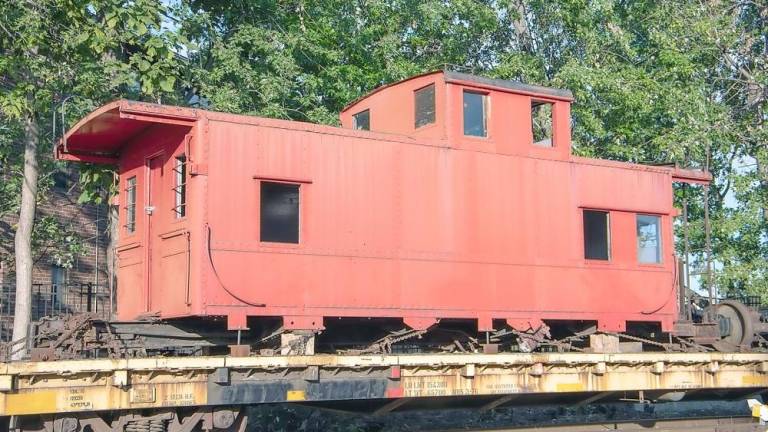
[145,154,165,312]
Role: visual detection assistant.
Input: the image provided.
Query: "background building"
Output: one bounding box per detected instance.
[0,169,111,341]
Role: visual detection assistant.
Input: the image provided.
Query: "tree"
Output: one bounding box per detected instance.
[181,0,767,300]
[0,0,184,359]
[699,0,768,300]
[183,0,508,123]
[0,0,57,360]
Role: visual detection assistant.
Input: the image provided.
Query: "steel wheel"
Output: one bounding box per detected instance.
[706,300,755,352]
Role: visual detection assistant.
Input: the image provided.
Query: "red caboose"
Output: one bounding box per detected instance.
[56,71,710,352]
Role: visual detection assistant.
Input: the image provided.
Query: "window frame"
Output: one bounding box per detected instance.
[352,109,371,131]
[462,90,489,138]
[414,83,436,129]
[531,100,555,148]
[172,154,187,219]
[125,176,137,234]
[259,180,301,245]
[50,264,66,309]
[582,209,611,262]
[636,213,663,264]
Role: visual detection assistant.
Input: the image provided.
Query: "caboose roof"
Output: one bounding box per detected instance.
[443,70,574,100]
[55,100,198,164]
[341,70,574,113]
[56,86,709,185]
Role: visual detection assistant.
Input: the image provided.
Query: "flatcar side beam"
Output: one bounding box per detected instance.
[0,353,767,417]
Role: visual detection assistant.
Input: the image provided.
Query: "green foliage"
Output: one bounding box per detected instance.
[32,216,84,269]
[0,123,22,217]
[184,0,510,123]
[77,165,118,204]
[0,0,185,268]
[2,0,765,299]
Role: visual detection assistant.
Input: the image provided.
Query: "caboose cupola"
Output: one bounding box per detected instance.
[340,70,575,160]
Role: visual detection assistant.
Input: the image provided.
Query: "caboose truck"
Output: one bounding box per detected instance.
[45,70,765,359]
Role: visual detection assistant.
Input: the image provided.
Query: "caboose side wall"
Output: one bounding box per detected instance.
[115,124,198,320]
[201,116,678,332]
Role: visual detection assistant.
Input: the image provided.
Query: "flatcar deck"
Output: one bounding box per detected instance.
[2,352,768,417]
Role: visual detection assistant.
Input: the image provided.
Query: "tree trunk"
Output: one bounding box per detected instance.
[512,0,533,54]
[106,201,119,317]
[11,113,39,360]
[759,158,768,226]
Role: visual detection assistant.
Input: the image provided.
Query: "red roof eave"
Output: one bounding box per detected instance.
[670,166,712,185]
[572,156,712,184]
[55,100,198,165]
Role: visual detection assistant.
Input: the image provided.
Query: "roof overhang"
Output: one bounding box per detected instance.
[573,157,712,185]
[444,71,574,101]
[670,166,712,185]
[55,100,198,164]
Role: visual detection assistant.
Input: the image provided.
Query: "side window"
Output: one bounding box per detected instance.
[637,214,661,263]
[583,210,610,260]
[532,101,553,147]
[463,91,488,137]
[50,265,65,308]
[352,109,370,131]
[414,83,436,128]
[125,176,137,234]
[173,155,187,218]
[260,182,300,244]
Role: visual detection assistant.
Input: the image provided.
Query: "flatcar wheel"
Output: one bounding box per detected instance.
[706,300,755,352]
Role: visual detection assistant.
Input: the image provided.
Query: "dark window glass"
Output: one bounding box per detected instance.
[414,84,436,128]
[261,182,300,243]
[52,171,69,190]
[584,210,610,260]
[532,101,553,147]
[173,155,187,218]
[50,265,65,309]
[637,214,661,263]
[125,176,137,234]
[353,109,370,131]
[463,91,487,137]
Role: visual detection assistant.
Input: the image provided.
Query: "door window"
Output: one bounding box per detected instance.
[125,176,137,233]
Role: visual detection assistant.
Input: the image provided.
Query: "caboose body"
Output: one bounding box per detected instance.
[57,71,709,340]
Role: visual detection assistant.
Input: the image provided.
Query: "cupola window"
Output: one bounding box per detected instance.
[532,101,553,147]
[463,91,487,137]
[414,84,436,128]
[353,109,370,131]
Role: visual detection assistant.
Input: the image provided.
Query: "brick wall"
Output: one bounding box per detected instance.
[0,169,111,337]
